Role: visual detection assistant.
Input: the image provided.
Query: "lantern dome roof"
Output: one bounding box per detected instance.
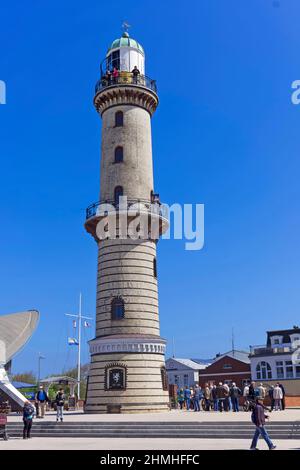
[107,32,144,55]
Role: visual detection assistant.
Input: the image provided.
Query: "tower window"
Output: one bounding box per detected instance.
[114,186,123,205]
[111,296,125,320]
[153,258,157,278]
[115,111,123,127]
[114,146,123,163]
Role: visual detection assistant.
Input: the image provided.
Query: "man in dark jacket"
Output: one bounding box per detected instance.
[248,381,256,400]
[279,383,286,410]
[230,382,242,412]
[216,382,226,412]
[131,65,140,84]
[35,385,49,419]
[250,398,276,450]
[55,388,66,422]
[269,385,275,411]
[22,401,35,439]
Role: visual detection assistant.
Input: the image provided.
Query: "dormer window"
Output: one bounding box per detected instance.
[271,335,283,346]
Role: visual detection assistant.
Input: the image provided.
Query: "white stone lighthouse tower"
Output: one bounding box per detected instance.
[84,30,170,413]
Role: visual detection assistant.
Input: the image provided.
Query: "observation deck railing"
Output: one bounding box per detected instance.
[86,198,167,221]
[95,73,157,95]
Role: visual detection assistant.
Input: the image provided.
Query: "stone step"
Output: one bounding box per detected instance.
[6,421,299,439]
[5,432,299,439]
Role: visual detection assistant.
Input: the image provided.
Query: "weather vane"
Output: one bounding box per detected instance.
[122,21,131,33]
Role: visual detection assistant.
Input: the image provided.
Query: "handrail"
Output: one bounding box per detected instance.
[86,198,167,220]
[95,73,157,95]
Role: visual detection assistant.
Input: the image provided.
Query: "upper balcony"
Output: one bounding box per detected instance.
[84,197,169,242]
[95,72,157,96]
[249,344,297,356]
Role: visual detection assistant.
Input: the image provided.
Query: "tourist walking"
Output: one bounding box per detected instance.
[250,398,276,450]
[22,400,35,439]
[184,386,191,410]
[193,385,201,412]
[230,382,242,412]
[55,388,66,422]
[177,388,185,410]
[35,385,49,418]
[273,383,283,411]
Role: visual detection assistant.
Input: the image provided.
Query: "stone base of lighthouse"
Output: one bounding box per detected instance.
[84,338,170,413]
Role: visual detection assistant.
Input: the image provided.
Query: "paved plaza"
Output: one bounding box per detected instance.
[6,408,300,423]
[2,409,300,450]
[1,437,300,450]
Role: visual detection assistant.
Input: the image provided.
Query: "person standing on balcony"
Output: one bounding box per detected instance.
[112,67,119,84]
[131,65,140,84]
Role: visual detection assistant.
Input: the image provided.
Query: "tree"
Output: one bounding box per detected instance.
[11,371,36,384]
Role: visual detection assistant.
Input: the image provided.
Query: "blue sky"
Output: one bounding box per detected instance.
[1,0,300,377]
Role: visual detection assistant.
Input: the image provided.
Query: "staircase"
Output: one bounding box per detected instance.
[6,421,300,439]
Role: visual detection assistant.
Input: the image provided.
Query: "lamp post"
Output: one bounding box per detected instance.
[37,353,45,385]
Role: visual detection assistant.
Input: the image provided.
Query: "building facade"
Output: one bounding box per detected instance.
[249,327,300,405]
[166,358,209,388]
[84,31,170,413]
[199,350,251,389]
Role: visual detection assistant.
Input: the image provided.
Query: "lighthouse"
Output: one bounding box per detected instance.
[84,29,170,413]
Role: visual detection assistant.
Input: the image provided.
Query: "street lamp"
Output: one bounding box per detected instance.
[37,352,45,385]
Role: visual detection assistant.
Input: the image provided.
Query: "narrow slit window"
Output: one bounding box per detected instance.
[114,146,123,163]
[115,111,123,127]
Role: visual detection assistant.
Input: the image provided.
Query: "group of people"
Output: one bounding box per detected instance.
[244,381,286,411]
[22,387,66,439]
[176,381,286,413]
[177,382,243,412]
[101,65,141,87]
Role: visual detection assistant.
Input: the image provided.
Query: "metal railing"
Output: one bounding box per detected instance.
[95,73,157,94]
[86,198,167,221]
[249,344,296,356]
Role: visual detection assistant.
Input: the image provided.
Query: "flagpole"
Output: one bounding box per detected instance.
[77,293,82,400]
[65,294,92,402]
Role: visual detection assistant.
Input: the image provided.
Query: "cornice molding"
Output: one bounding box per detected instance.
[94,85,158,116]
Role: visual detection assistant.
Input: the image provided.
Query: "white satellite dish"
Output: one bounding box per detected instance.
[0,310,39,365]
